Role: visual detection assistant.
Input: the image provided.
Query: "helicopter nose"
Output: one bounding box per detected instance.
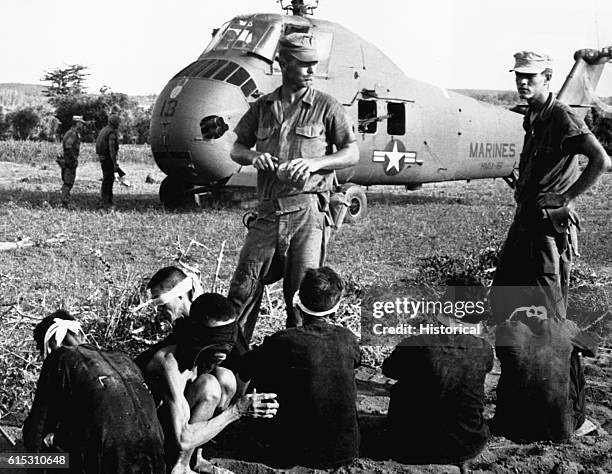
[150,76,252,185]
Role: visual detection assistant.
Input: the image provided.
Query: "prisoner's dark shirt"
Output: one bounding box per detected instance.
[515,93,591,223]
[23,344,165,474]
[382,332,493,463]
[238,320,361,468]
[234,86,356,200]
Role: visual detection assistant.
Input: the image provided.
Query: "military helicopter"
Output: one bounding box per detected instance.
[149,0,611,221]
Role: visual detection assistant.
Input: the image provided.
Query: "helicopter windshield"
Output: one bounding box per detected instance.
[205,17,282,62]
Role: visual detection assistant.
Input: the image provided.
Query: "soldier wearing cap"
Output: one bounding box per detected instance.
[95,114,121,208]
[490,51,610,322]
[58,115,85,207]
[228,33,359,345]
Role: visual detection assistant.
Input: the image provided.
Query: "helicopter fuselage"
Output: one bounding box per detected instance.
[150,13,523,201]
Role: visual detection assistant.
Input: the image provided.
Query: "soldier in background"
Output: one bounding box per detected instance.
[95,114,121,208]
[58,115,85,207]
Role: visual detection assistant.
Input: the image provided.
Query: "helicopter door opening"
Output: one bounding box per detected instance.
[358,100,377,134]
[387,102,405,136]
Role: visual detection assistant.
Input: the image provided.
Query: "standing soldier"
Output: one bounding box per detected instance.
[58,115,85,207]
[95,114,121,208]
[491,51,610,321]
[228,33,359,346]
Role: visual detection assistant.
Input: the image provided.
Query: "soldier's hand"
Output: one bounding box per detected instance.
[252,153,278,171]
[284,159,315,185]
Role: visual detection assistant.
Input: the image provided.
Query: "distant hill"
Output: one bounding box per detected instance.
[451,89,520,108]
[0,83,48,110]
[0,83,46,94]
[0,83,157,110]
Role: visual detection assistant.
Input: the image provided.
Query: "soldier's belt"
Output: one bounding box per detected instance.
[258,193,319,215]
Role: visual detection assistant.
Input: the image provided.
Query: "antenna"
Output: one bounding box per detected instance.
[593,0,601,48]
[278,0,319,16]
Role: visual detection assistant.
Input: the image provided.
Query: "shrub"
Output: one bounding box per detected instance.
[53,93,151,144]
[8,107,41,140]
[586,104,612,154]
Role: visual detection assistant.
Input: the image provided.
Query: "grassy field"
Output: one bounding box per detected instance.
[0,141,610,468]
[0,139,153,165]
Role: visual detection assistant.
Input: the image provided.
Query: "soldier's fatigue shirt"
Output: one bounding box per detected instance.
[23,344,166,474]
[514,92,592,225]
[62,129,80,164]
[234,86,356,201]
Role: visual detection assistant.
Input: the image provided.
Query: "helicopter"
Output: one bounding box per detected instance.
[149,0,611,221]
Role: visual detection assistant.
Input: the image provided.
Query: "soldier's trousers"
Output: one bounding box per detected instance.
[100,158,115,204]
[59,161,77,204]
[490,218,574,323]
[228,196,329,347]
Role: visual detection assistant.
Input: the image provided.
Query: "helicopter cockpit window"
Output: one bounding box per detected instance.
[358,100,377,134]
[284,25,310,35]
[204,18,282,63]
[387,102,405,136]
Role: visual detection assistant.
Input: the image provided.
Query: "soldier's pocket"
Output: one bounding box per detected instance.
[532,233,561,276]
[295,124,325,157]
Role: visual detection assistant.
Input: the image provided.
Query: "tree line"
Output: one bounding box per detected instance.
[0,65,153,144]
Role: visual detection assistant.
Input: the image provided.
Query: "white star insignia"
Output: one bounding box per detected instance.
[384,141,406,173]
[372,142,420,174]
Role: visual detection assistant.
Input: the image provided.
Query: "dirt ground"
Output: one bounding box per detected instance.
[1,356,611,473]
[0,160,610,473]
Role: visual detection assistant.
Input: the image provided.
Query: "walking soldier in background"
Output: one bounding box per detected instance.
[95,114,121,208]
[58,115,85,207]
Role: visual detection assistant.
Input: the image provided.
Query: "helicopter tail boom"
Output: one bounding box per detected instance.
[557,47,612,111]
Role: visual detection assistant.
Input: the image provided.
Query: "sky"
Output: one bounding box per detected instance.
[2,0,612,96]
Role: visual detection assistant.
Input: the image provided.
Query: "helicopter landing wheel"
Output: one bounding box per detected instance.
[342,184,367,224]
[159,176,193,209]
